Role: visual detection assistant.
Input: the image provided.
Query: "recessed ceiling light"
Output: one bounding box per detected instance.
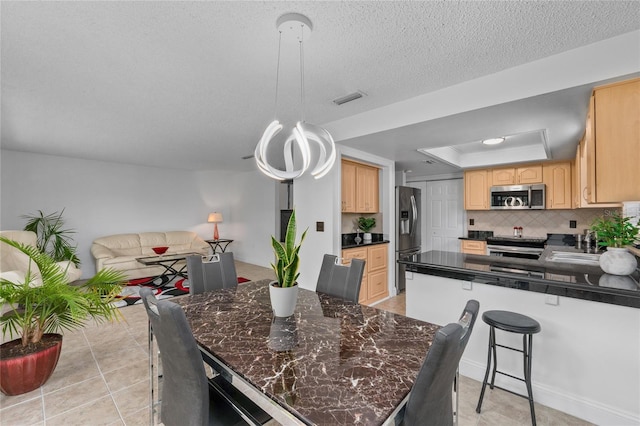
[482,137,505,145]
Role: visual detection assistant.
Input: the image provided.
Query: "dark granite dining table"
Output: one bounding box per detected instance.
[175,279,441,426]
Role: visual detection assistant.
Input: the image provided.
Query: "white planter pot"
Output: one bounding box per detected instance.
[268,282,299,317]
[599,247,638,276]
[363,232,372,242]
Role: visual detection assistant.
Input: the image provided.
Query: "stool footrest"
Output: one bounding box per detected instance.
[495,370,526,383]
[495,343,525,354]
[490,384,533,402]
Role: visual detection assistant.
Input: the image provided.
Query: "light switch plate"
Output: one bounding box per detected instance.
[545,294,559,305]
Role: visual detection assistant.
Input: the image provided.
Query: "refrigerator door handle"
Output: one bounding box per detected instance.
[410,195,418,236]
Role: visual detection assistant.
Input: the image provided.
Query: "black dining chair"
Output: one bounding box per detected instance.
[140,288,271,426]
[402,300,480,426]
[315,254,366,303]
[187,252,238,295]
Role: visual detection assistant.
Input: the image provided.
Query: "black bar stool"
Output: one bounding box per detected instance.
[476,310,541,425]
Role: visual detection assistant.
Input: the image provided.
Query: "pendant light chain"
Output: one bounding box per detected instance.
[299,23,306,123]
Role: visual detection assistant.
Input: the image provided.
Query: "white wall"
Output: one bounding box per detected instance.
[1,150,277,276]
[225,170,278,268]
[292,166,339,290]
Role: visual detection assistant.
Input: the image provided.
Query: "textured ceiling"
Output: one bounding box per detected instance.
[1,1,639,176]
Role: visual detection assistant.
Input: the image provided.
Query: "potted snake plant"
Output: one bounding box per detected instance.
[0,237,126,395]
[269,209,307,317]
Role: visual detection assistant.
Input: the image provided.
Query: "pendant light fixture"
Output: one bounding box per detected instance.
[255,13,336,181]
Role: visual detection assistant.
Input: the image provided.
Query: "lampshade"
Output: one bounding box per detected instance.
[208,212,223,223]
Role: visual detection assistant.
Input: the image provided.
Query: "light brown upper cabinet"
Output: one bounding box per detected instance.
[491,165,543,186]
[356,165,379,213]
[573,136,620,208]
[341,159,379,213]
[543,162,572,209]
[341,160,357,212]
[464,169,490,210]
[589,78,640,202]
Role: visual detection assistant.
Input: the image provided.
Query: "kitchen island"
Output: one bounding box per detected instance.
[398,250,640,425]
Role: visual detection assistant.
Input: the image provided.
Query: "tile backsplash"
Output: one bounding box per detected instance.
[467,208,619,238]
[342,213,383,234]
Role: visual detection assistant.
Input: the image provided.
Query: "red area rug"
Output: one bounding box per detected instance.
[113,275,250,308]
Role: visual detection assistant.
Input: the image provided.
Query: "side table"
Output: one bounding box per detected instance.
[205,239,233,254]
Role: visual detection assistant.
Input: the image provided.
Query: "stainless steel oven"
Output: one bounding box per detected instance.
[486,236,546,260]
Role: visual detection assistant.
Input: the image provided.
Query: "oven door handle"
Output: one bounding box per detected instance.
[487,245,544,255]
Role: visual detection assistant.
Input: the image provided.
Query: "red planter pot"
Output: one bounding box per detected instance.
[0,334,63,396]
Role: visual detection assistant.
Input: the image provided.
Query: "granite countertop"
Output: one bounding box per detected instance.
[458,230,494,241]
[342,240,390,249]
[177,279,439,425]
[342,232,390,249]
[399,248,640,308]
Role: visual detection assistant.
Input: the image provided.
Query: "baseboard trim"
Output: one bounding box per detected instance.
[460,359,640,425]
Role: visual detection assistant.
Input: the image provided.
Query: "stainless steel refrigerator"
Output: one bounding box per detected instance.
[396,186,421,293]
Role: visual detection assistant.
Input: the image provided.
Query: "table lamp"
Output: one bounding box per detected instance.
[208,212,223,240]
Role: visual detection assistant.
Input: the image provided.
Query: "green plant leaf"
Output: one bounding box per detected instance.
[591,212,639,248]
[270,209,307,288]
[357,216,376,232]
[22,209,80,267]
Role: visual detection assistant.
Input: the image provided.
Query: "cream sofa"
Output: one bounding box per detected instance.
[90,231,209,279]
[0,230,83,285]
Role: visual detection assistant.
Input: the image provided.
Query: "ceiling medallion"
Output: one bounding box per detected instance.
[254,13,336,181]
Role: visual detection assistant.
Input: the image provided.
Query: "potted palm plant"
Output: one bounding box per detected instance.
[269,210,307,317]
[23,209,80,267]
[0,237,126,395]
[591,213,639,275]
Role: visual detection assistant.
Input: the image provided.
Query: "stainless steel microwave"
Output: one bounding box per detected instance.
[490,184,546,210]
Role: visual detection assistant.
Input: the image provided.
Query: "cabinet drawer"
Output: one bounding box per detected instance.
[342,248,367,262]
[368,245,388,272]
[462,240,487,252]
[367,270,387,301]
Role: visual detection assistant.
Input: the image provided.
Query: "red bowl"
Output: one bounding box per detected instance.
[152,246,168,255]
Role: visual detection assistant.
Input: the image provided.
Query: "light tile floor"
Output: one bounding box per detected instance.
[1,263,592,425]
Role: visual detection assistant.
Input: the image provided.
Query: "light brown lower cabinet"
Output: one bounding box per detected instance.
[342,243,389,305]
[460,240,487,255]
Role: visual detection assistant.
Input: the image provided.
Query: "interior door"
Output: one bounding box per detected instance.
[425,179,465,252]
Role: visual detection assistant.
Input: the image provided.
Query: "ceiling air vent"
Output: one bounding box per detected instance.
[332,91,366,106]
